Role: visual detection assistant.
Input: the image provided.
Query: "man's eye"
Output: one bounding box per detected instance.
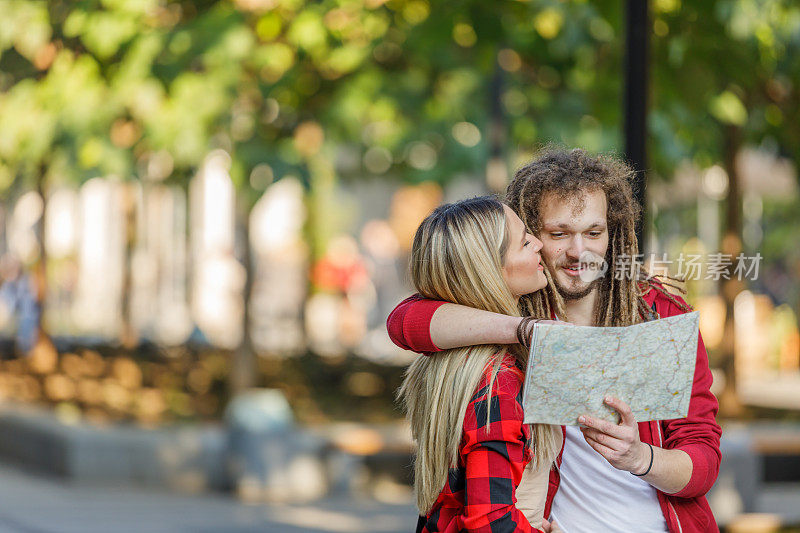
[550,233,565,238]
[588,232,602,237]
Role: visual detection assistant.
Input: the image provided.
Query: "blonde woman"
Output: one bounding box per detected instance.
[398,196,561,533]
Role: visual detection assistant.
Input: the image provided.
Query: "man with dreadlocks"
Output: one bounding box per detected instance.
[387,148,721,533]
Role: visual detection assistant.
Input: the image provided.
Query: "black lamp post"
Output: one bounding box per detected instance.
[624,0,649,252]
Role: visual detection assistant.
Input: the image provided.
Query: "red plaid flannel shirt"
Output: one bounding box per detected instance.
[416,354,545,533]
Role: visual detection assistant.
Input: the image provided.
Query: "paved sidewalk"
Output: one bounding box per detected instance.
[0,462,417,533]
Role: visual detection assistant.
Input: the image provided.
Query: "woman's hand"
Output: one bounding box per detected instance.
[578,396,650,475]
[534,319,569,327]
[517,317,572,348]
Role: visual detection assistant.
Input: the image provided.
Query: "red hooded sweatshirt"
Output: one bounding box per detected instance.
[387,286,722,533]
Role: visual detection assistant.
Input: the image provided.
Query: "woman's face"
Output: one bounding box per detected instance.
[501,205,547,299]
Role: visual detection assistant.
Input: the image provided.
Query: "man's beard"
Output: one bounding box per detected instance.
[549,254,606,301]
[554,276,599,301]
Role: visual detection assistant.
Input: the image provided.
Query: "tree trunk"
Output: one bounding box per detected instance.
[229,206,256,395]
[27,165,58,374]
[486,54,507,193]
[119,183,139,349]
[718,125,745,417]
[32,166,49,346]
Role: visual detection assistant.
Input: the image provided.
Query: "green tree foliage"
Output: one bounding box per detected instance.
[650,0,800,174]
[1,0,798,194]
[1,1,798,401]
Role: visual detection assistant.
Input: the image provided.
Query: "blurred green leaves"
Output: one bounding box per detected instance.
[0,0,52,61]
[650,0,800,176]
[65,8,139,59]
[710,91,749,126]
[0,0,797,199]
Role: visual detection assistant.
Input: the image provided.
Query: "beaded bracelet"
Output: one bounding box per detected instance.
[515,317,541,350]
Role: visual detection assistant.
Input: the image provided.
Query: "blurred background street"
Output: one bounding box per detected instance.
[0,461,415,532]
[0,0,799,531]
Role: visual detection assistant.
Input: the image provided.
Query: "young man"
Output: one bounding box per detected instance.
[387,148,721,533]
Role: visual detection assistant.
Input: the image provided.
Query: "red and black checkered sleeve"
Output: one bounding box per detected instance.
[460,369,544,533]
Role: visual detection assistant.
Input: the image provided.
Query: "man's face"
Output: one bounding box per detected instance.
[538,188,610,301]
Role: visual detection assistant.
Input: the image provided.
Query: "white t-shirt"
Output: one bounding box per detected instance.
[549,426,668,533]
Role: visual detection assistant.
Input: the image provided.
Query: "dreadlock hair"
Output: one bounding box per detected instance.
[506,146,690,326]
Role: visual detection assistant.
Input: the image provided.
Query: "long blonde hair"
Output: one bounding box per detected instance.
[397,196,560,514]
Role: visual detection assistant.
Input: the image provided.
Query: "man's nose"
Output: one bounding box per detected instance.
[565,235,585,260]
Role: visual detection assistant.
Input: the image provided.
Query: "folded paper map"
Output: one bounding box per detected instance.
[522,311,699,425]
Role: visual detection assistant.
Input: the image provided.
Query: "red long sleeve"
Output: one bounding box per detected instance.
[386,294,447,353]
[543,285,722,532]
[659,298,722,499]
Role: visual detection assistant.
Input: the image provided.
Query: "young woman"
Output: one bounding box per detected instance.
[397,196,561,533]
